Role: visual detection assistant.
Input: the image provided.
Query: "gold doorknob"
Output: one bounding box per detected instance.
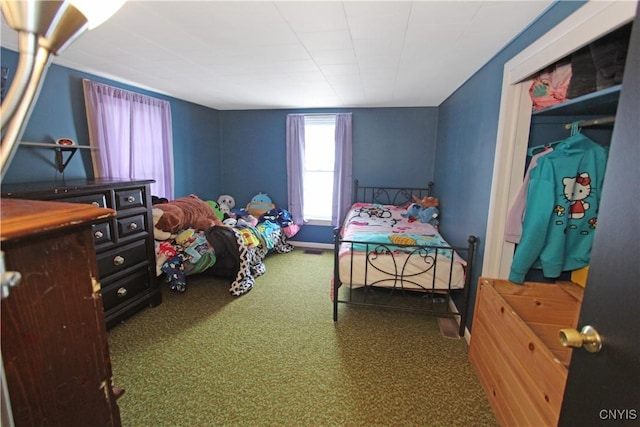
[559,325,602,353]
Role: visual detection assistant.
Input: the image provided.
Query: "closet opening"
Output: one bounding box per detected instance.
[514,22,632,284]
[505,23,632,286]
[482,0,637,281]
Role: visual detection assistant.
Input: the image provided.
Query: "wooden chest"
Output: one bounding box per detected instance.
[1,199,122,426]
[468,277,584,427]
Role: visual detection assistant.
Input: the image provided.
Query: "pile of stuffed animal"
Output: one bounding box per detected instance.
[152,194,223,240]
[216,193,299,238]
[401,195,440,226]
[216,194,259,228]
[151,194,263,296]
[151,192,298,297]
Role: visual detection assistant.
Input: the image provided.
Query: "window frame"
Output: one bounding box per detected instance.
[302,114,336,224]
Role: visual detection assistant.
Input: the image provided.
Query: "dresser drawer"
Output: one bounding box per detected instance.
[62,192,109,208]
[97,239,148,277]
[102,269,150,312]
[115,188,144,211]
[117,214,146,239]
[92,221,113,246]
[2,179,161,329]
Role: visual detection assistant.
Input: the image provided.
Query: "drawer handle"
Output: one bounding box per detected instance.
[126,196,136,203]
[91,201,100,207]
[128,222,138,230]
[116,287,128,297]
[113,256,125,266]
[94,230,104,239]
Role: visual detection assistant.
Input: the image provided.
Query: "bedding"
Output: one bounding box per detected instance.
[337,202,466,291]
[155,207,296,296]
[332,181,477,336]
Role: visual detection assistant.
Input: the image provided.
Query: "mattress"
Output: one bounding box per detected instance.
[337,203,466,290]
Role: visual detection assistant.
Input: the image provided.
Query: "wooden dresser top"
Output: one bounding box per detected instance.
[1,198,115,241]
[1,178,154,198]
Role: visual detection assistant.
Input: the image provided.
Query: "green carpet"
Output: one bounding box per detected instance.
[107,249,497,426]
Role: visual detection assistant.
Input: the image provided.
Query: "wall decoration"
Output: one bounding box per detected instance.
[55,138,76,146]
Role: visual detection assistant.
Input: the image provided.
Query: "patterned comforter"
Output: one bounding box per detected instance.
[337,203,466,290]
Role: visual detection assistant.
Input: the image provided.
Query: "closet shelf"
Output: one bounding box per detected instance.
[20,141,95,173]
[533,84,621,117]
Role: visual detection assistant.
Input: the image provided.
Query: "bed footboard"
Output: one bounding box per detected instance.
[333,228,477,337]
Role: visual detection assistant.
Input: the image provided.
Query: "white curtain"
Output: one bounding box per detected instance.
[83,79,174,198]
[286,114,305,225]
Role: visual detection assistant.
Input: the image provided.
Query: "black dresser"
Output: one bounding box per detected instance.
[2,178,161,328]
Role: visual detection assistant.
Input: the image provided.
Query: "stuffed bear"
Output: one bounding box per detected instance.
[412,195,439,209]
[402,203,423,221]
[153,194,223,235]
[152,208,175,240]
[418,206,439,226]
[217,194,235,216]
[402,195,440,226]
[415,195,440,226]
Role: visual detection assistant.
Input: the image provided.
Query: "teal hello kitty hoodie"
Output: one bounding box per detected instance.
[509,133,609,284]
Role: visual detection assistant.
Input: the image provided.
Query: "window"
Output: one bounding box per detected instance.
[286,113,351,227]
[303,115,336,223]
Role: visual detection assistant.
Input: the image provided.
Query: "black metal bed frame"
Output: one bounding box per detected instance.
[332,180,477,336]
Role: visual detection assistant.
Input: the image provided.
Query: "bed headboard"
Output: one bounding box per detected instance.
[353,179,434,206]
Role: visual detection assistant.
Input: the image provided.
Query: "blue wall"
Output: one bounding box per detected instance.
[435,0,586,328]
[1,48,222,201]
[220,107,438,243]
[2,46,437,245]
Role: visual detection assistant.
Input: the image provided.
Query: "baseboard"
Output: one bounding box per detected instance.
[289,241,334,250]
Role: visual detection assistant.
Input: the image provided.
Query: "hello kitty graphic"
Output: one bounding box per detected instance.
[562,172,591,219]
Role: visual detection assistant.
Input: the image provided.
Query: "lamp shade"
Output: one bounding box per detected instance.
[69,0,126,29]
[0,0,126,179]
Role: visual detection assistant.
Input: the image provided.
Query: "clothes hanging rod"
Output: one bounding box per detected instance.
[564,116,615,129]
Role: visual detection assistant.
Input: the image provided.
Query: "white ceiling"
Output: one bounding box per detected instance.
[1,1,552,110]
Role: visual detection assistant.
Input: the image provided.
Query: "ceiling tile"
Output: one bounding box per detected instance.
[0,1,553,109]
